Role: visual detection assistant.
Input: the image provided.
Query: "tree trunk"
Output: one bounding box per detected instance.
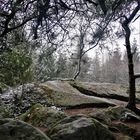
[122,22,136,110]
[127,57,136,109]
[73,55,82,80]
[121,1,140,111]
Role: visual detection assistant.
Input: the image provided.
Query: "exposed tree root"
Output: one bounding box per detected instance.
[126,105,140,116]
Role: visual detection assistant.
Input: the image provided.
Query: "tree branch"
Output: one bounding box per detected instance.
[134,74,140,79]
[123,1,140,25]
[0,16,36,37]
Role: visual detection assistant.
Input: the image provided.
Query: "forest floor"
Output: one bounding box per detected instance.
[40,81,140,139]
[64,99,126,115]
[64,102,140,140]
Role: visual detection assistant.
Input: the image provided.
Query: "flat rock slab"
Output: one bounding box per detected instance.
[80,82,127,95]
[40,81,116,108]
[0,118,50,140]
[78,82,140,100]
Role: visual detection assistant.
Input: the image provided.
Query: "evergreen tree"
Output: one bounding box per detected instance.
[90,51,101,82]
[34,47,56,82]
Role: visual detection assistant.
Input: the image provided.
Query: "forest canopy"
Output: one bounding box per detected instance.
[0,0,140,113]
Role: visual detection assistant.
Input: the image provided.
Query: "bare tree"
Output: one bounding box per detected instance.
[121,0,140,113]
[0,0,99,38]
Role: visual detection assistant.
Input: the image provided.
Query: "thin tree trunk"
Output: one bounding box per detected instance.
[122,19,136,110]
[73,55,82,80]
[122,1,140,111]
[127,54,136,109]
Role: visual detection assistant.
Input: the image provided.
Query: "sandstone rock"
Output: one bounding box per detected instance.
[1,81,116,117]
[110,122,136,136]
[40,81,116,108]
[117,135,134,140]
[0,104,12,119]
[49,115,115,140]
[0,118,50,140]
[90,106,136,125]
[70,81,140,103]
[120,112,140,122]
[0,82,9,93]
[1,83,49,116]
[19,104,67,129]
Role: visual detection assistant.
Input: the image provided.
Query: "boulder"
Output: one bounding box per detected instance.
[109,122,136,136]
[116,135,134,140]
[0,118,50,140]
[122,136,134,140]
[49,115,115,140]
[1,83,49,116]
[90,106,136,125]
[19,104,67,129]
[120,112,140,122]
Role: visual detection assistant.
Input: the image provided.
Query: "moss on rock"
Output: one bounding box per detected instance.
[40,81,115,108]
[19,104,67,129]
[0,105,12,119]
[49,115,115,140]
[113,122,136,136]
[0,82,9,93]
[90,106,135,125]
[0,118,50,140]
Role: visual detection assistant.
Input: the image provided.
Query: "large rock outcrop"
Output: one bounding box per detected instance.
[0,81,116,116]
[40,81,116,108]
[70,81,140,102]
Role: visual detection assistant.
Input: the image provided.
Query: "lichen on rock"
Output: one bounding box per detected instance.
[0,118,50,140]
[19,104,67,129]
[49,115,115,140]
[90,106,136,125]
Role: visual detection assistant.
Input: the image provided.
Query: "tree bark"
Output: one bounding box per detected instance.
[122,22,136,109]
[73,52,82,80]
[122,1,140,111]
